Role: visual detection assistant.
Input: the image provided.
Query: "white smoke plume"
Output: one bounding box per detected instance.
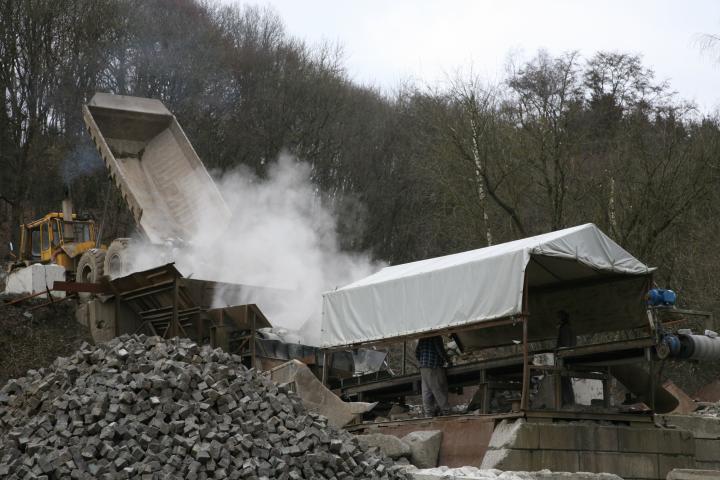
[124,154,384,346]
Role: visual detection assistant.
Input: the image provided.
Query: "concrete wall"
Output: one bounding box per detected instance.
[407,468,623,479]
[658,415,720,472]
[481,419,695,480]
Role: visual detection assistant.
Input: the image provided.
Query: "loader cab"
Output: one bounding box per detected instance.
[19,213,97,271]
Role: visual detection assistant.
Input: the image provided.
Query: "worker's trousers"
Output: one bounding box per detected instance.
[420,367,450,417]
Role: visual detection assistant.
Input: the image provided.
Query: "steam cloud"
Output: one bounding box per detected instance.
[124,155,384,346]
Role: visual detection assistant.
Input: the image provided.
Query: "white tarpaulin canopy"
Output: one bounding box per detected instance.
[321,224,653,348]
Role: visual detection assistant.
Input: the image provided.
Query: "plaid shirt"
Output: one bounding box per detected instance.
[415,336,447,368]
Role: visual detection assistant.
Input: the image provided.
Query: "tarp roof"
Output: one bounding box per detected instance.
[321,224,653,348]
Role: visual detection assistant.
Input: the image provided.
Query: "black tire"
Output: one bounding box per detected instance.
[104,238,132,278]
[77,248,106,284]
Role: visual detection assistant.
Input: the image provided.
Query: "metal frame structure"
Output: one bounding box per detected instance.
[329,270,713,417]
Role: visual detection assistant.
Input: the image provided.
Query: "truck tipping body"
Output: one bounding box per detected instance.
[82,93,230,244]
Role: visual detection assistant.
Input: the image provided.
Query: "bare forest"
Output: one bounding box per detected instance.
[2,0,720,314]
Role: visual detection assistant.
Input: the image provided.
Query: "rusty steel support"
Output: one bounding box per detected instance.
[4,289,48,305]
[521,316,529,411]
[520,273,530,411]
[321,351,329,385]
[251,308,257,370]
[170,278,179,338]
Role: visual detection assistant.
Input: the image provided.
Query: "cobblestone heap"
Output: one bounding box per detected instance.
[0,334,407,480]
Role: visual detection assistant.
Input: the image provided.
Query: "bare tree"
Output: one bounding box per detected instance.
[506,50,583,231]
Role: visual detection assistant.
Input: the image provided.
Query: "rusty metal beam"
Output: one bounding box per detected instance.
[52,281,109,294]
[555,337,655,358]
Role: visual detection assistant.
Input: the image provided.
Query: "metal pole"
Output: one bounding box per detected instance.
[521,316,529,411]
[480,369,489,414]
[251,309,256,370]
[520,273,530,411]
[401,341,406,375]
[171,278,179,338]
[321,351,329,385]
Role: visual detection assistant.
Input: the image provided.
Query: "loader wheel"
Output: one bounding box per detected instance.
[104,238,132,279]
[77,248,106,284]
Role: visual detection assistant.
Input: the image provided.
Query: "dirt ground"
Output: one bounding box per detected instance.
[0,294,92,384]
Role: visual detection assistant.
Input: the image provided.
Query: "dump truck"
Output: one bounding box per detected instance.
[4,93,231,293]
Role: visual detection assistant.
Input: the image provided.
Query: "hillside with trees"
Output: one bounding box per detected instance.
[2,0,719,314]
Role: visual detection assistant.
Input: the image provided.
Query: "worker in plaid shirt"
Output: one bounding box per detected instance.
[415,336,450,416]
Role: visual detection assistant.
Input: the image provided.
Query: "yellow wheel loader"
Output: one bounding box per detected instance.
[12,211,101,278]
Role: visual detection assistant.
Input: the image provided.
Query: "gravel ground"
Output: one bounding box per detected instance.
[0,294,92,385]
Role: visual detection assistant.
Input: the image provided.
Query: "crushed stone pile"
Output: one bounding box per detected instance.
[0,334,408,480]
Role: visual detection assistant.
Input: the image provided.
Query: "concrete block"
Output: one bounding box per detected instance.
[487,419,539,450]
[658,428,696,456]
[617,426,657,453]
[4,264,65,297]
[580,452,658,479]
[480,448,533,470]
[695,461,720,471]
[576,424,619,452]
[658,455,695,479]
[533,423,581,451]
[694,438,720,462]
[666,469,720,480]
[659,415,720,440]
[532,449,579,472]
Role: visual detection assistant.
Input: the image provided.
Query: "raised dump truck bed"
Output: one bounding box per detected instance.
[82,93,230,244]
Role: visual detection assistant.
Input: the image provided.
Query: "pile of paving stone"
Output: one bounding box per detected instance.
[0,334,407,479]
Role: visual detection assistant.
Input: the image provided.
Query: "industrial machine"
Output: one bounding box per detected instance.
[8,209,98,278]
[80,91,231,279]
[5,92,383,382]
[5,92,231,292]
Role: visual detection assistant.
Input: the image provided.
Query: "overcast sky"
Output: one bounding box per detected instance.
[243,0,720,113]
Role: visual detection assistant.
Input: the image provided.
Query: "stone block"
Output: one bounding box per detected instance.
[694,438,720,462]
[534,423,581,451]
[695,461,720,471]
[659,415,720,440]
[480,448,533,470]
[532,449,579,472]
[658,428,695,456]
[580,452,658,479]
[667,469,720,480]
[487,419,539,450]
[618,427,660,453]
[658,455,695,479]
[401,430,442,469]
[575,424,619,452]
[617,425,691,454]
[356,433,411,459]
